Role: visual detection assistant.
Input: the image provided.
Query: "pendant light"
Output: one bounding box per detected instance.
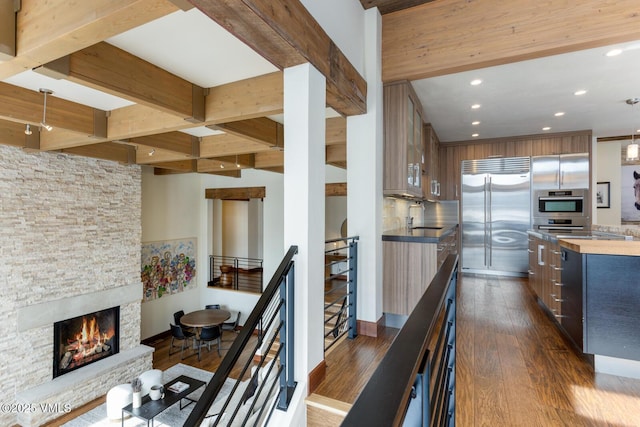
[39,88,53,131]
[626,98,639,161]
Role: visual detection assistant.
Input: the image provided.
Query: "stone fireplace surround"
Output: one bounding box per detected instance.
[15,284,153,427]
[0,145,148,427]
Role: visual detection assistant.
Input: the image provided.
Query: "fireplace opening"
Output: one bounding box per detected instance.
[53,306,120,378]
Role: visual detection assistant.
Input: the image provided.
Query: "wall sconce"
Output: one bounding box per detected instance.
[39,88,53,131]
[24,124,32,135]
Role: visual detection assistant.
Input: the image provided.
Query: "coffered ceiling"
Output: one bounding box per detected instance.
[0,0,358,176]
[1,0,639,178]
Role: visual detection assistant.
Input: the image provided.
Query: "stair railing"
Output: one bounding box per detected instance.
[324,236,358,352]
[341,254,458,427]
[184,246,298,427]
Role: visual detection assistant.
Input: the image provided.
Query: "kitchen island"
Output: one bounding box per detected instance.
[382,223,458,320]
[560,238,640,378]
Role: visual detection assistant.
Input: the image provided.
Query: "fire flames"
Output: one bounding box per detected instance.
[60,316,115,370]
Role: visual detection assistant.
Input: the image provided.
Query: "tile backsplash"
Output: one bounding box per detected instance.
[383,197,459,231]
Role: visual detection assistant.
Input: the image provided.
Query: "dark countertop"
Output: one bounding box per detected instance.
[382,223,458,243]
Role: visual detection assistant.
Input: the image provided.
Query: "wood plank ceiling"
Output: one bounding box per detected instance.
[0,0,364,177]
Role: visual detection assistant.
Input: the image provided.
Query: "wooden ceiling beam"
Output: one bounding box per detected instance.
[326,182,347,197]
[254,150,284,169]
[129,132,199,157]
[0,119,29,147]
[382,0,640,82]
[150,159,198,172]
[211,117,283,147]
[359,0,433,15]
[197,155,253,172]
[326,144,347,169]
[134,143,194,164]
[0,0,178,80]
[200,133,273,158]
[205,186,266,200]
[326,117,346,146]
[206,72,283,123]
[189,0,366,116]
[36,42,204,122]
[60,142,136,164]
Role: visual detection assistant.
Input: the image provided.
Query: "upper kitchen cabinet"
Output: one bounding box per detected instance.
[423,124,440,200]
[531,153,590,191]
[384,81,424,198]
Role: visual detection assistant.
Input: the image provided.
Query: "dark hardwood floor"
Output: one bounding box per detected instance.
[46,273,640,426]
[457,273,640,426]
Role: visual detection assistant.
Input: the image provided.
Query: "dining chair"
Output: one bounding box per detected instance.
[173,310,196,336]
[197,325,222,360]
[205,304,221,309]
[169,323,193,360]
[222,310,240,335]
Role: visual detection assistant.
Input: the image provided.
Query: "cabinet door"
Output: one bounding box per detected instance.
[531,155,560,191]
[407,95,416,188]
[559,153,589,189]
[560,248,584,350]
[412,106,423,192]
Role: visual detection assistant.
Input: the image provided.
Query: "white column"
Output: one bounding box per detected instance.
[283,63,326,382]
[347,8,384,327]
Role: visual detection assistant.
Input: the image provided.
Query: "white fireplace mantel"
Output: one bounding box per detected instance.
[16,283,141,331]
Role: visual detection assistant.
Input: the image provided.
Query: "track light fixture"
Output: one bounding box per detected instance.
[39,88,53,131]
[24,124,32,135]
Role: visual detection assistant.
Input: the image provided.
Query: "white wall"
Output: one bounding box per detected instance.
[596,141,622,225]
[199,169,285,328]
[222,200,249,258]
[141,168,203,339]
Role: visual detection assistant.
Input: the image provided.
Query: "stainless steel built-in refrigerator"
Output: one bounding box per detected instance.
[461,157,531,276]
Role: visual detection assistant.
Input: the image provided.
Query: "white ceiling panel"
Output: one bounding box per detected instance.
[106,8,279,88]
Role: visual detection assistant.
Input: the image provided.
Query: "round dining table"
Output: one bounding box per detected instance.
[180,309,231,328]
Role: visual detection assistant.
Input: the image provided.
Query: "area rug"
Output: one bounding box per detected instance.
[62,364,233,427]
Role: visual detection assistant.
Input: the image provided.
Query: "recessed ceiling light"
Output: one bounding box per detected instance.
[472,121,480,125]
[542,127,551,131]
[472,133,479,137]
[574,90,587,96]
[470,79,482,86]
[606,48,623,57]
[554,112,565,117]
[471,104,481,109]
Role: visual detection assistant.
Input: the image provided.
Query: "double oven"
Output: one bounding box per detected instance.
[533,188,588,231]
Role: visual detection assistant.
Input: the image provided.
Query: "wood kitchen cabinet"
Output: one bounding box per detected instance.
[423,123,441,200]
[438,130,591,200]
[383,240,437,315]
[527,233,563,320]
[384,81,424,197]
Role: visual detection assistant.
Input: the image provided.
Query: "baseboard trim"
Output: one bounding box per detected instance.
[357,316,384,337]
[141,329,171,345]
[308,360,327,395]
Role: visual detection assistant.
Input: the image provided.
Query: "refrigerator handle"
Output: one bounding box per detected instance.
[483,176,487,267]
[487,176,492,267]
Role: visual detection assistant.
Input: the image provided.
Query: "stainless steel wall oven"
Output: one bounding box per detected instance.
[533,189,588,230]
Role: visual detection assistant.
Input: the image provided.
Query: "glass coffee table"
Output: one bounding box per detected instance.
[121,375,206,427]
